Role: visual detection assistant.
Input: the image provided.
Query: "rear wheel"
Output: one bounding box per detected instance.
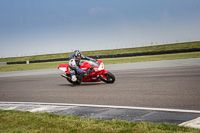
[66,74,81,85]
[100,71,115,83]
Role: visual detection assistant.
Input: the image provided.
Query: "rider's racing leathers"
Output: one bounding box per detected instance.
[68,53,94,81]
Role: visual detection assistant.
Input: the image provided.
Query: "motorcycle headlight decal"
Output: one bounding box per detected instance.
[98,63,104,70]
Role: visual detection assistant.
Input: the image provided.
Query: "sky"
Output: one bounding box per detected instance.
[0,0,200,58]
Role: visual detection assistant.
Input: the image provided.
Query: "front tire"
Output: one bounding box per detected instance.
[100,71,115,83]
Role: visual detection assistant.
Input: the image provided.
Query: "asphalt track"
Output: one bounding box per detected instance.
[0,59,200,110]
[0,58,200,127]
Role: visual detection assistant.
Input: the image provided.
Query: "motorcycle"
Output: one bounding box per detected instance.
[58,60,115,85]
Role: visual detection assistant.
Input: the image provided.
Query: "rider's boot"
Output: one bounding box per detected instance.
[71,75,77,82]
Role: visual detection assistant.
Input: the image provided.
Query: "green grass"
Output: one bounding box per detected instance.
[0,52,200,72]
[1,41,200,63]
[0,110,199,132]
[102,51,200,64]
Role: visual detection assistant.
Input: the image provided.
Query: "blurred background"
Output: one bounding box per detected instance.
[0,0,200,58]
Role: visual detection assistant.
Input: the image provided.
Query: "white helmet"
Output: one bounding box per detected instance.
[69,59,76,68]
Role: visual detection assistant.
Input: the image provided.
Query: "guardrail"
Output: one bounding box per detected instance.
[6,48,200,65]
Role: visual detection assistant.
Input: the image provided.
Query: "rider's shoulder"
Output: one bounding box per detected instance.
[70,54,74,59]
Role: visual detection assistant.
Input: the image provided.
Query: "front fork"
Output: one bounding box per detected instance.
[99,70,108,80]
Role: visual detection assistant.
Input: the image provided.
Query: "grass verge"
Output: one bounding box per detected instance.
[0,52,200,72]
[0,41,200,63]
[0,110,199,132]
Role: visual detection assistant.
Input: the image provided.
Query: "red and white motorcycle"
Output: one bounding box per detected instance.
[58,60,115,85]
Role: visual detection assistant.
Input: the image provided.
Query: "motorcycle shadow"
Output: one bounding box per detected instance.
[58,82,105,87]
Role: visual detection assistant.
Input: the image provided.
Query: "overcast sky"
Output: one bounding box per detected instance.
[0,0,200,57]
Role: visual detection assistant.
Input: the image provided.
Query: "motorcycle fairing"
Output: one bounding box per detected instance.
[58,64,69,73]
[58,60,109,82]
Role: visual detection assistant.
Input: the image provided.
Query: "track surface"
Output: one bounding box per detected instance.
[1,65,200,110]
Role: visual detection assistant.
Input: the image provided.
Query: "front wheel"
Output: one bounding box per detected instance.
[100,71,115,83]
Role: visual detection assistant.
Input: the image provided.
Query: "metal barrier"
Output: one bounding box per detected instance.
[6,48,200,65]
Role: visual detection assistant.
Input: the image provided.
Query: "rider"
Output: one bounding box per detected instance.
[62,50,96,82]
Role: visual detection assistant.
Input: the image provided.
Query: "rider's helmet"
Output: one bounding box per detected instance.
[74,50,81,60]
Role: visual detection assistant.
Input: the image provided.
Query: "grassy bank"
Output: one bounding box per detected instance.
[0,110,199,132]
[0,52,200,72]
[0,41,200,63]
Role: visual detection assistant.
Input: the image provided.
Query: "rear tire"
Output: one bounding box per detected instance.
[67,79,81,85]
[100,71,115,83]
[66,74,81,85]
